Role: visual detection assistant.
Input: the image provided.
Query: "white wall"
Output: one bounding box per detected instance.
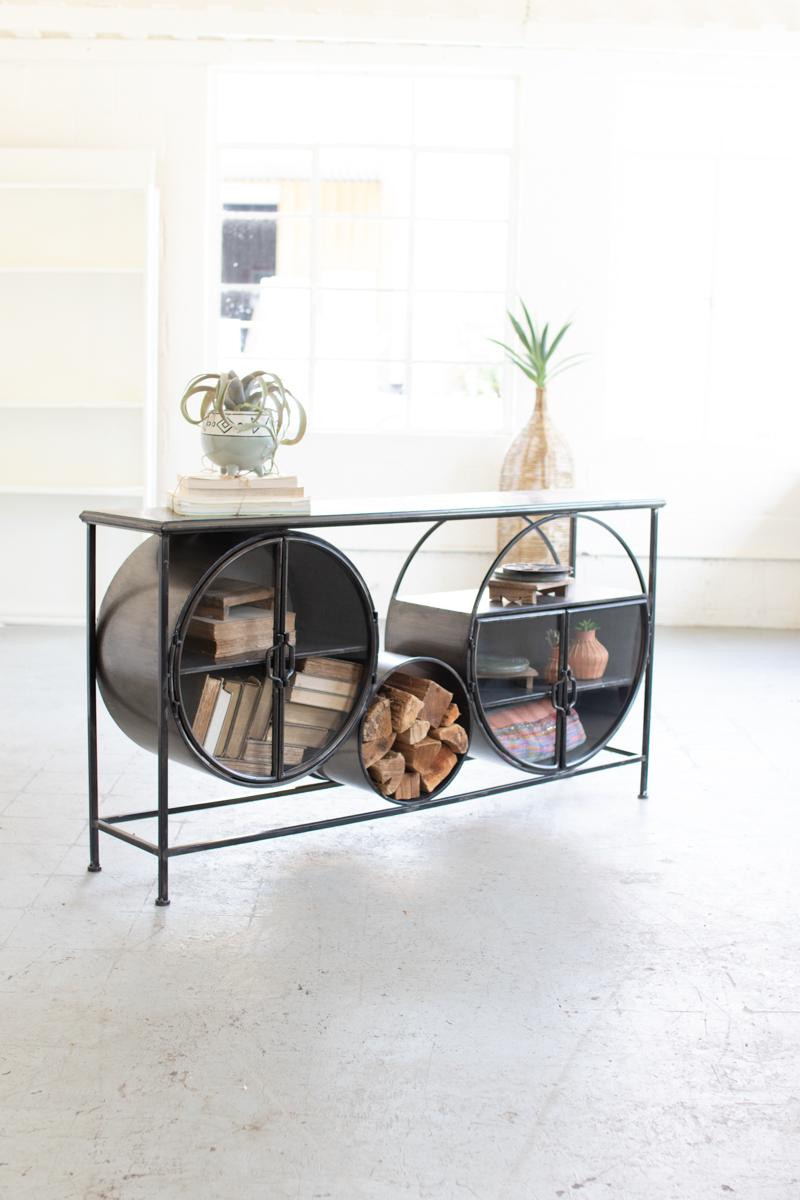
[0,27,798,627]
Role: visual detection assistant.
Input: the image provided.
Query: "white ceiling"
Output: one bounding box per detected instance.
[3,0,800,34]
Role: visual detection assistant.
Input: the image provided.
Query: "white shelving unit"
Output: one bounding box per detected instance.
[0,149,158,622]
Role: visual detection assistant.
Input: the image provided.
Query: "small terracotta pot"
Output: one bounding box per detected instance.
[568,629,609,680]
[543,646,561,684]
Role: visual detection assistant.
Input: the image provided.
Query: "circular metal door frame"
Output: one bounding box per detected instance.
[171,530,379,787]
[559,597,649,771]
[467,513,648,774]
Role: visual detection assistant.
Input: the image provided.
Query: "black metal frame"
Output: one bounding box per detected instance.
[83,496,662,905]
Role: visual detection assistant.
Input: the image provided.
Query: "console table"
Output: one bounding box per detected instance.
[81,491,663,905]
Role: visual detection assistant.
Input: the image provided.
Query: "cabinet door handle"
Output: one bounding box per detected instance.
[283,639,296,683]
[551,677,565,714]
[265,643,279,681]
[565,667,578,711]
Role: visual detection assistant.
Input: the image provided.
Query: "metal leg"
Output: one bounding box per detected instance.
[155,533,171,905]
[639,508,659,799]
[86,523,101,873]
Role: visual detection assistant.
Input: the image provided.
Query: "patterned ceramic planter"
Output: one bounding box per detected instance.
[200,411,278,477]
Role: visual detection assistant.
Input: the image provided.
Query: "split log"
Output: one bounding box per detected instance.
[380,685,424,733]
[368,750,405,796]
[361,732,396,769]
[362,695,392,743]
[440,702,460,727]
[394,771,421,801]
[386,672,453,728]
[419,746,457,794]
[430,723,468,754]
[397,736,441,774]
[394,718,431,747]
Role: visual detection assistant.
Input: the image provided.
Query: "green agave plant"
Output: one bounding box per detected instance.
[179,369,307,444]
[576,618,599,632]
[490,300,585,388]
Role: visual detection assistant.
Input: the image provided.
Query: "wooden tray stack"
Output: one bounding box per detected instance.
[488,561,571,607]
[361,670,469,801]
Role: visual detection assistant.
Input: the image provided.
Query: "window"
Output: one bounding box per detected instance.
[213,71,517,433]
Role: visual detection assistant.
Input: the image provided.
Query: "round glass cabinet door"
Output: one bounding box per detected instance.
[473,610,562,772]
[563,601,647,767]
[176,533,377,784]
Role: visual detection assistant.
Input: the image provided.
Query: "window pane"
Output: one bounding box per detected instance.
[414,221,508,291]
[316,290,407,359]
[232,287,311,359]
[220,149,313,214]
[217,74,323,145]
[412,292,506,361]
[314,360,406,430]
[415,152,510,220]
[220,216,311,289]
[411,363,504,432]
[318,149,411,217]
[413,77,515,149]
[318,218,408,288]
[315,76,413,145]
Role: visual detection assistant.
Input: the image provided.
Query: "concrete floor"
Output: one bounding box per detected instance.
[1,625,799,1199]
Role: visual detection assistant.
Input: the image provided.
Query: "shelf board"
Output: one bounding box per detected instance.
[0,484,144,497]
[180,643,369,677]
[480,674,635,709]
[401,583,646,617]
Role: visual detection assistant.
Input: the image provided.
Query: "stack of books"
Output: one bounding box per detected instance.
[185,577,296,662]
[170,472,311,517]
[191,674,273,765]
[276,656,363,765]
[189,655,363,773]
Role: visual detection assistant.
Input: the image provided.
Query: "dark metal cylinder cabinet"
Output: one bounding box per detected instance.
[385,513,650,778]
[97,530,379,786]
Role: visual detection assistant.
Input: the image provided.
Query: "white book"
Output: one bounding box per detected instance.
[179,471,299,492]
[169,491,311,517]
[202,685,233,754]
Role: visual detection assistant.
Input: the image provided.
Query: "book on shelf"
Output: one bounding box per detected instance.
[288,684,356,713]
[289,656,362,711]
[292,672,360,698]
[249,678,273,741]
[225,677,261,759]
[186,606,296,659]
[191,675,222,743]
[242,738,305,768]
[298,656,363,684]
[283,700,342,730]
[211,678,242,757]
[178,472,301,493]
[283,723,331,751]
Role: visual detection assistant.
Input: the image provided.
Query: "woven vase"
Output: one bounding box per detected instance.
[568,629,609,680]
[497,385,574,564]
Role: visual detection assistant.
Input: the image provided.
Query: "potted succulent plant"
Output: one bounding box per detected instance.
[491,302,584,563]
[568,618,609,680]
[179,369,306,477]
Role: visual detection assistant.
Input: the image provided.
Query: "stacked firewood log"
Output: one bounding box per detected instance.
[361,671,468,800]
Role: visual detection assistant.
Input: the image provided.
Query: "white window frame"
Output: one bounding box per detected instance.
[206,63,522,439]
